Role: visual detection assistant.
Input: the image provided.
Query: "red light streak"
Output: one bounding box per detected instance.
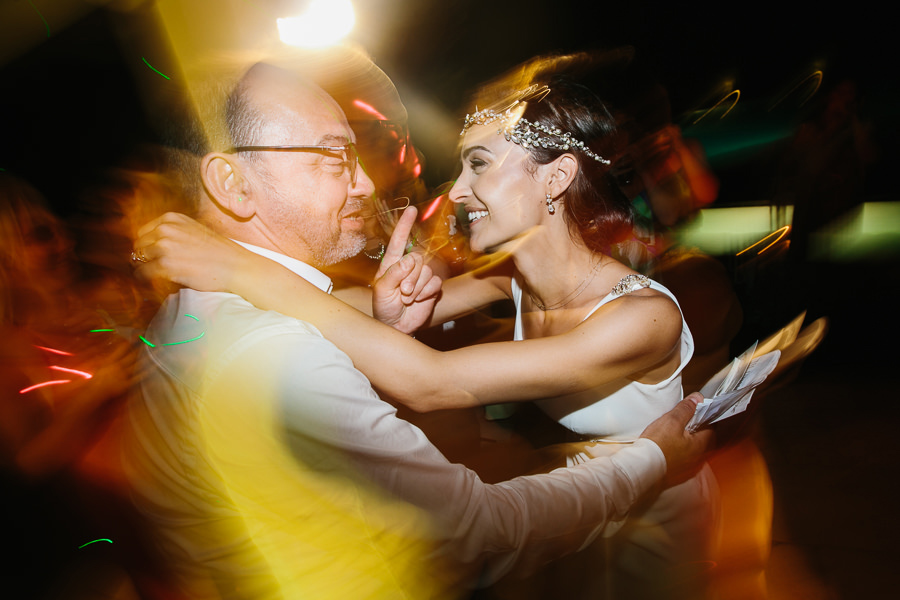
[352,99,388,120]
[20,380,72,394]
[34,345,74,356]
[50,365,93,380]
[420,196,444,221]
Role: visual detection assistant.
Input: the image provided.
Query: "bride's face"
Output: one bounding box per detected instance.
[449,123,546,254]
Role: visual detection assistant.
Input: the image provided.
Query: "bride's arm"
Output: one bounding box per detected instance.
[135,213,682,412]
[224,256,682,411]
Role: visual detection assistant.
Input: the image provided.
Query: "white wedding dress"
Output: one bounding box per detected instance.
[510,275,720,599]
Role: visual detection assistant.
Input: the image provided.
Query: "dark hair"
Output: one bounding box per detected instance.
[469,53,633,252]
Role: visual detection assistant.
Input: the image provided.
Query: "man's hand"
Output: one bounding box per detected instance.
[372,207,442,334]
[640,393,713,486]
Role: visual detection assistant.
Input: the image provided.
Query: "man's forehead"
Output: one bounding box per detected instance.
[247,66,353,142]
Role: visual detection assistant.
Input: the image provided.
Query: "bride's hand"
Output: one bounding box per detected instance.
[133,212,248,293]
[373,207,442,334]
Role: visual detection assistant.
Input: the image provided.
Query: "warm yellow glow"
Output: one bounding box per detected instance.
[277,0,355,48]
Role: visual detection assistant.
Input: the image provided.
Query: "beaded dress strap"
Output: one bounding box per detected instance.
[580,275,653,324]
[610,274,651,297]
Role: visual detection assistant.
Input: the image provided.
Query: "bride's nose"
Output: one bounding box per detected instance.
[448,178,468,204]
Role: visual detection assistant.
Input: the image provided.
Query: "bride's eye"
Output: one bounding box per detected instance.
[468,157,487,172]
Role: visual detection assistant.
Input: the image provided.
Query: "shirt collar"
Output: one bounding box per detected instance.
[233,240,334,295]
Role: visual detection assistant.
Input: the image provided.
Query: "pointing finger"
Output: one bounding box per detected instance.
[378,206,418,278]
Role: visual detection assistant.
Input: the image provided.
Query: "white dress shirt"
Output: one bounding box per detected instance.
[123,245,667,599]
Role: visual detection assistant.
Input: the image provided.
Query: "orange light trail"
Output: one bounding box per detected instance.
[692,90,741,124]
[770,70,823,111]
[736,225,791,256]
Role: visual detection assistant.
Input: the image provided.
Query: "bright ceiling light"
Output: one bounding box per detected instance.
[277,0,356,48]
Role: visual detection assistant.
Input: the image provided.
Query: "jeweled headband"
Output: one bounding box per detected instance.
[460,85,611,165]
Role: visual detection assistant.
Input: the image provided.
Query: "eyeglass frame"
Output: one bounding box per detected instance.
[227,144,360,186]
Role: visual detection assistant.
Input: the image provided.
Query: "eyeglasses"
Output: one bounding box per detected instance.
[228,144,360,186]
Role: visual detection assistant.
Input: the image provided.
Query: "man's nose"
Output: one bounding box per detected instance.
[351,167,376,197]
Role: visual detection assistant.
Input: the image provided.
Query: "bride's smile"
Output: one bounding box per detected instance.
[449,124,554,254]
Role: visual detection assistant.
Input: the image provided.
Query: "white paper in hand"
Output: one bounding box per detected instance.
[687,348,781,432]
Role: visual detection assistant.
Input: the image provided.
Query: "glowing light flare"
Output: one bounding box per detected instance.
[693,90,741,125]
[398,144,407,164]
[412,164,422,178]
[352,99,388,120]
[277,0,355,48]
[736,226,791,256]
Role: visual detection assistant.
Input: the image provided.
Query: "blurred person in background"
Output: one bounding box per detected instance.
[605,61,740,392]
[0,173,153,598]
[136,53,718,599]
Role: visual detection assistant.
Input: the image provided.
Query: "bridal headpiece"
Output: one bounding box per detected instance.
[460,84,611,165]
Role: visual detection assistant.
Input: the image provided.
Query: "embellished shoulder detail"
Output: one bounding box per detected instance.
[610,274,651,297]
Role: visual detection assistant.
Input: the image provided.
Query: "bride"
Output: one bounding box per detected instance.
[136,54,718,598]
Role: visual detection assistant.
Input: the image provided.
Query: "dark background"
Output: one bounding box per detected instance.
[0,0,895,211]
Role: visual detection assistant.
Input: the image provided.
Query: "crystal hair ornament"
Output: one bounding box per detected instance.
[461,85,611,165]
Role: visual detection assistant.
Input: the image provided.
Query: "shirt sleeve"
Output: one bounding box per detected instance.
[225,325,667,583]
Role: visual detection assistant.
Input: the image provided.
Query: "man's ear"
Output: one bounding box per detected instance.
[200,153,256,219]
[546,153,579,198]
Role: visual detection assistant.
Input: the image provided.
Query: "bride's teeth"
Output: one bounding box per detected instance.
[468,210,488,223]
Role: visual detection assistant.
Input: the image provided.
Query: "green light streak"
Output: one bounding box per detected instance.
[162,331,205,346]
[27,1,49,38]
[141,57,171,80]
[90,328,116,333]
[140,315,205,347]
[78,539,112,549]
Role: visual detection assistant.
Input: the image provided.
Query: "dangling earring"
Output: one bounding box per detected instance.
[546,192,555,215]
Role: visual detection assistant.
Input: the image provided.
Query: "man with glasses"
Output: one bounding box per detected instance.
[124,62,709,599]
